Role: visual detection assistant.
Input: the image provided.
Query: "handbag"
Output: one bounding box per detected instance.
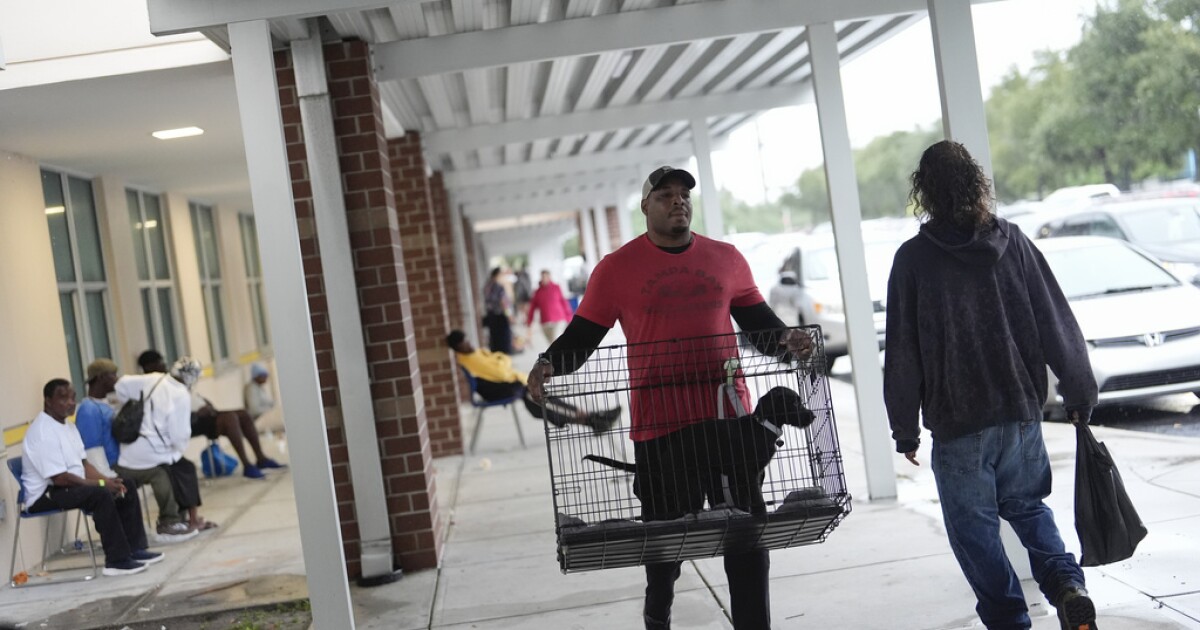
[200,442,239,478]
[111,375,167,444]
[1074,422,1148,566]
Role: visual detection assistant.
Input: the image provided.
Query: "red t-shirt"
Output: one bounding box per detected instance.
[575,234,764,441]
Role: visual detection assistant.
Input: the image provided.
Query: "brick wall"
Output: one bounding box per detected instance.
[428,173,471,405]
[387,134,463,458]
[275,41,444,576]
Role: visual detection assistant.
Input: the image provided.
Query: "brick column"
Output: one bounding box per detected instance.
[604,205,621,250]
[387,134,463,458]
[275,41,444,576]
[429,172,472,405]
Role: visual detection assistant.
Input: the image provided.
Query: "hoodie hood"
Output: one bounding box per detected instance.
[919,217,1010,267]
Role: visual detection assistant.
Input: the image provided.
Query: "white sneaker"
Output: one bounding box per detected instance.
[155,521,199,543]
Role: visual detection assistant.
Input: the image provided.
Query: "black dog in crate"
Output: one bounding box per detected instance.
[584,386,815,520]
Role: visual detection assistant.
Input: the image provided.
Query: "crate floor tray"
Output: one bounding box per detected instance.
[557,497,849,572]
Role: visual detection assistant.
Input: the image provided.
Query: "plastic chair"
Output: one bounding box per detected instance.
[7,458,99,587]
[460,367,526,454]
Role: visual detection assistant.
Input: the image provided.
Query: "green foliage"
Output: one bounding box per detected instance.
[562,235,580,259]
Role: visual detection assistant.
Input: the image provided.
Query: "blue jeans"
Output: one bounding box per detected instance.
[932,420,1084,630]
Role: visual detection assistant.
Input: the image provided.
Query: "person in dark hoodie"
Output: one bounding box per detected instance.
[884,141,1100,630]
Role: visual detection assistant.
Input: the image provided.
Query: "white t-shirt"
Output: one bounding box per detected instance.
[21,412,86,503]
[114,373,191,469]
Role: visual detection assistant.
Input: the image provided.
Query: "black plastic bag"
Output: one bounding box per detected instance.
[1074,422,1147,566]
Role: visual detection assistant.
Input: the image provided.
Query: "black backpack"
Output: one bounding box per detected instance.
[111,375,167,445]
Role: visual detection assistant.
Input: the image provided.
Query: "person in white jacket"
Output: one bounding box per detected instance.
[113,358,209,538]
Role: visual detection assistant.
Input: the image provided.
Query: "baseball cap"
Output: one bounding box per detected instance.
[85,358,118,383]
[641,166,696,200]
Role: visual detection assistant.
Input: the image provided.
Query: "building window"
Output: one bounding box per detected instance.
[43,169,113,390]
[190,202,229,363]
[127,188,184,365]
[238,213,270,348]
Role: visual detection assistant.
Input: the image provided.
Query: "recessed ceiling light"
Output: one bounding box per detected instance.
[45,206,65,215]
[152,127,204,140]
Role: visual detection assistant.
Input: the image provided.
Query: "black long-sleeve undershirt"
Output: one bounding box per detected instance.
[542,302,788,375]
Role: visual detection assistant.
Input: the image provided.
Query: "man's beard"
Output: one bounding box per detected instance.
[669,224,688,235]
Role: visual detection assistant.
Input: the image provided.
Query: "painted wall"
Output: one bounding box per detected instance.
[0,149,73,582]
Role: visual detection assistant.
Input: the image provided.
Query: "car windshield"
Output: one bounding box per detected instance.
[805,242,898,283]
[1119,202,1200,245]
[1041,242,1179,299]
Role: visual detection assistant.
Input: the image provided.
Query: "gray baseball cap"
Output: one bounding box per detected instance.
[641,166,696,200]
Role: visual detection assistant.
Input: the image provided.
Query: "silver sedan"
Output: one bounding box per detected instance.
[1038,237,1200,417]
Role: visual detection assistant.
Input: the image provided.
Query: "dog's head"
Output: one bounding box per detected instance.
[755,387,815,429]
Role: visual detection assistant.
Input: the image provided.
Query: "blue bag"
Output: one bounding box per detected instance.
[200,442,239,478]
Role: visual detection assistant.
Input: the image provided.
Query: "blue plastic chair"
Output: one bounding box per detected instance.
[7,457,98,587]
[460,367,526,454]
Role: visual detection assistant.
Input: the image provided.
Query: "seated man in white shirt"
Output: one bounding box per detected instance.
[22,379,164,576]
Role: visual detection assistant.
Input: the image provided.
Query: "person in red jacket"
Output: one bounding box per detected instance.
[525,269,574,343]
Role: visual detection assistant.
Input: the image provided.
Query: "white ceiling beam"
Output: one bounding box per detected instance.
[453,168,643,203]
[425,81,813,153]
[463,188,637,219]
[375,0,982,80]
[442,141,691,188]
[147,0,427,35]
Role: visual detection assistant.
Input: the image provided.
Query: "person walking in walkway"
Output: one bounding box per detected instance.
[525,269,573,343]
[23,379,164,576]
[884,140,1099,630]
[527,166,812,630]
[482,267,514,354]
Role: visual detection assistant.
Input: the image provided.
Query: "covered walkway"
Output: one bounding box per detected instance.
[0,340,1196,628]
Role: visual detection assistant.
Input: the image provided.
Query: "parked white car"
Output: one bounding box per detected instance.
[1036,237,1200,417]
[767,233,909,365]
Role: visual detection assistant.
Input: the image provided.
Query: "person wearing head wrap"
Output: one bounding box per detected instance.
[243,363,275,421]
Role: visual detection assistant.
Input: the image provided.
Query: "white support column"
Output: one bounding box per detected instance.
[292,34,395,583]
[689,117,724,239]
[228,21,355,629]
[928,0,993,180]
[593,202,613,258]
[614,183,634,245]
[449,197,481,346]
[808,22,897,501]
[929,0,1028,578]
[579,207,600,267]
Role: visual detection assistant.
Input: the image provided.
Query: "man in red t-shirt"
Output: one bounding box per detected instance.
[529,166,811,630]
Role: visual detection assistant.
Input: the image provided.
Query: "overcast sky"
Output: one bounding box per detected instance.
[710,0,1103,204]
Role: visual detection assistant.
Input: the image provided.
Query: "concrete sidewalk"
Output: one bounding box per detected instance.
[350,373,1200,629]
[2,352,1198,628]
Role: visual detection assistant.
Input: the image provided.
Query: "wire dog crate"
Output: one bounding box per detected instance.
[543,326,851,573]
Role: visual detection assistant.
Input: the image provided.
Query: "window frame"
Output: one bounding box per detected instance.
[189,201,231,365]
[43,167,116,389]
[238,212,271,350]
[127,185,186,365]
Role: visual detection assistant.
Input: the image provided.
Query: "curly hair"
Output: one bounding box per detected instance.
[908,140,994,230]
